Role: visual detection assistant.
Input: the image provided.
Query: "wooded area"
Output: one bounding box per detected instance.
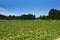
[0,9,60,20]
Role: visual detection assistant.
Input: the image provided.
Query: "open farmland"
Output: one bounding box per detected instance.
[0,20,60,40]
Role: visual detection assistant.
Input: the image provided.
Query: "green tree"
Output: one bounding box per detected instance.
[48,9,60,19]
[20,14,36,20]
[0,14,6,19]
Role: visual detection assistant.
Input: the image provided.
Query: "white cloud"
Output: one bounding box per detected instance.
[0,7,17,16]
[0,12,17,16]
[0,7,6,11]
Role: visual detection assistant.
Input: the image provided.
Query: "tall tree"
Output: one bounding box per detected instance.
[48,9,60,19]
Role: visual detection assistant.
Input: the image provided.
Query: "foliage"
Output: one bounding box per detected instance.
[20,14,35,20]
[0,14,36,20]
[48,9,60,19]
[38,9,60,20]
[0,8,60,20]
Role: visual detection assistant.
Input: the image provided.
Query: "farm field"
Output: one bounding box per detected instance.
[0,20,60,40]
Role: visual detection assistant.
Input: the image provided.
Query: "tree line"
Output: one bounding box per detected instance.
[0,8,60,20]
[39,9,60,20]
[0,14,35,20]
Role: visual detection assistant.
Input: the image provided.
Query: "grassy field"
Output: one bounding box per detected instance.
[0,20,60,40]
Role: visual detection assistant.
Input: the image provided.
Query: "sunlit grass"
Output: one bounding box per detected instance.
[0,20,60,40]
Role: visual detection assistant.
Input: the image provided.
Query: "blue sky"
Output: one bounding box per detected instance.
[0,0,60,17]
